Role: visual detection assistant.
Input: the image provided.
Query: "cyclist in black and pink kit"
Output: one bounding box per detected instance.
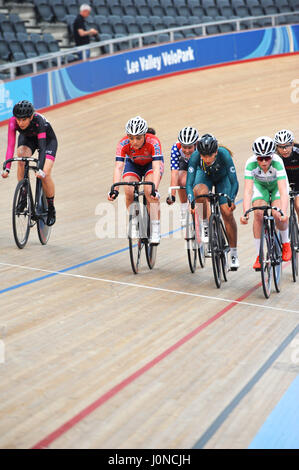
[2,100,57,226]
[108,116,164,244]
[274,129,299,220]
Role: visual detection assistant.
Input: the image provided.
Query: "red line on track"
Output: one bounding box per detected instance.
[32,281,262,449]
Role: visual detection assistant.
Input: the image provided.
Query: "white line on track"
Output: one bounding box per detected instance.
[1,261,298,314]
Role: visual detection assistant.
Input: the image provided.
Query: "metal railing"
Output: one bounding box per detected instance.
[0,10,298,81]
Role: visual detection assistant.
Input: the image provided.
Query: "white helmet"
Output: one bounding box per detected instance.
[125,116,148,135]
[252,136,276,157]
[178,126,199,145]
[274,129,294,145]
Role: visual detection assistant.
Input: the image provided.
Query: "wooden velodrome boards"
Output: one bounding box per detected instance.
[0,54,298,449]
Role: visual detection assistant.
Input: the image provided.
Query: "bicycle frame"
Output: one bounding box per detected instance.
[3,157,51,248]
[110,181,157,274]
[245,204,283,298]
[192,192,232,287]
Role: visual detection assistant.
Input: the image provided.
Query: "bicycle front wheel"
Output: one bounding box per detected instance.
[186,210,197,273]
[209,214,221,288]
[219,219,229,282]
[260,223,272,298]
[128,204,143,274]
[12,180,31,249]
[290,215,298,282]
[193,208,205,268]
[36,183,51,245]
[273,231,282,293]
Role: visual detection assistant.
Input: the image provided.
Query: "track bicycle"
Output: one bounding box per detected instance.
[192,192,232,288]
[3,157,51,249]
[289,183,299,282]
[244,204,283,299]
[110,181,157,274]
[168,185,205,273]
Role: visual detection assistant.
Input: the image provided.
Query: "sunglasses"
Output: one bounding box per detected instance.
[256,156,272,162]
[277,144,292,149]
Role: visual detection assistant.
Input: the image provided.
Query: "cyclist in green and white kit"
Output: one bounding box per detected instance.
[240,136,292,269]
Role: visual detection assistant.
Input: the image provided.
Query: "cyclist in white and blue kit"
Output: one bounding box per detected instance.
[166,126,199,227]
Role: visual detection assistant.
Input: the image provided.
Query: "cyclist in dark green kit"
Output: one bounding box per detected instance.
[186,133,239,270]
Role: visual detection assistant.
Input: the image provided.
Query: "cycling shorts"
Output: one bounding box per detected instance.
[18,134,58,161]
[252,180,281,203]
[123,158,164,181]
[193,169,233,205]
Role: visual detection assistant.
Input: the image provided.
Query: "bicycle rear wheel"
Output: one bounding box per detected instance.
[273,231,282,292]
[290,215,298,282]
[186,210,197,273]
[260,223,272,298]
[193,207,205,268]
[12,180,32,249]
[36,182,51,245]
[209,214,221,288]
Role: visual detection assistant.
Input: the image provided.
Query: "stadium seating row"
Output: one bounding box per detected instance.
[33,0,298,24]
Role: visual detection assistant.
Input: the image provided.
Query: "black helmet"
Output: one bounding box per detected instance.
[197,134,218,155]
[13,100,34,119]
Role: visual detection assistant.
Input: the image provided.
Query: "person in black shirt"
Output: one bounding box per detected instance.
[73,4,98,59]
[274,129,299,219]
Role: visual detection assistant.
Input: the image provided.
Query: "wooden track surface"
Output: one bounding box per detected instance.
[0,55,298,449]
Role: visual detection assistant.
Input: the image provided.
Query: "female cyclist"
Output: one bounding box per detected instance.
[240,136,291,269]
[186,133,240,270]
[108,116,163,244]
[2,100,57,226]
[274,129,299,219]
[166,126,199,227]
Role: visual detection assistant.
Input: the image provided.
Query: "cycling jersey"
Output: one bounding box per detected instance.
[280,144,299,191]
[170,142,190,171]
[244,153,288,203]
[5,113,57,171]
[116,133,163,166]
[186,146,239,204]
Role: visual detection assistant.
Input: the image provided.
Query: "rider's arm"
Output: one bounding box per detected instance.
[222,148,239,202]
[169,144,180,198]
[35,116,47,171]
[4,117,17,172]
[277,178,289,218]
[185,151,199,204]
[242,178,254,215]
[152,160,161,193]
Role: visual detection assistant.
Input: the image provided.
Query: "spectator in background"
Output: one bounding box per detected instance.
[73,4,98,60]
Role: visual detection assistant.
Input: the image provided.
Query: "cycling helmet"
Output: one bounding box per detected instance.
[197,133,218,155]
[252,136,276,157]
[178,126,199,145]
[125,116,148,135]
[13,100,34,119]
[274,129,294,145]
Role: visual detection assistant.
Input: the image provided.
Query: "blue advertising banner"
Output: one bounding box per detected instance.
[1,25,298,122]
[0,76,33,122]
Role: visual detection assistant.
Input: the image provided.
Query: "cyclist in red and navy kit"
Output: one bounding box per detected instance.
[108,116,164,244]
[2,100,57,226]
[274,129,299,220]
[166,126,199,227]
